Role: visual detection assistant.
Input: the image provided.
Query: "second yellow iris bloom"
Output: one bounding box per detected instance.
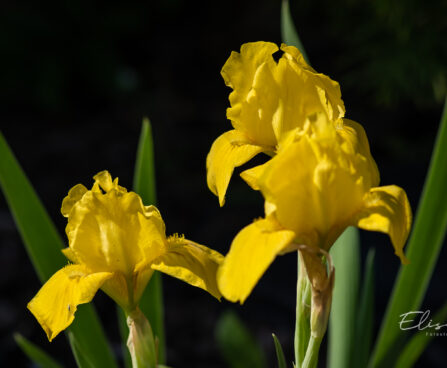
[28,171,223,341]
[207,41,345,206]
[217,116,412,303]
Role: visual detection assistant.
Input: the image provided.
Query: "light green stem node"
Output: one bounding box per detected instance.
[127,307,157,368]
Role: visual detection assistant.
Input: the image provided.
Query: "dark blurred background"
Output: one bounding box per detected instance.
[0,0,446,367]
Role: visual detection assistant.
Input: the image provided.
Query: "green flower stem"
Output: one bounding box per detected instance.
[302,336,323,368]
[295,251,311,366]
[126,308,157,368]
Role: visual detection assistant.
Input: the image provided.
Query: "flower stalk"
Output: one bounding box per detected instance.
[296,247,334,368]
[294,251,311,366]
[127,308,157,368]
[301,336,323,368]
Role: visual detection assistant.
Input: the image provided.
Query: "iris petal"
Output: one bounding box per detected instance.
[206,130,267,206]
[354,185,412,263]
[338,119,380,187]
[240,161,270,191]
[217,217,295,303]
[151,236,223,299]
[27,265,112,341]
[61,184,88,217]
[66,190,148,274]
[221,41,279,104]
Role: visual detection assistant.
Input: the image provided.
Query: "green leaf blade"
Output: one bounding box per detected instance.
[272,334,287,368]
[0,132,118,368]
[281,0,309,64]
[67,331,95,368]
[0,131,66,282]
[14,333,63,368]
[133,118,166,364]
[328,227,360,368]
[134,117,157,205]
[370,97,447,367]
[353,249,375,367]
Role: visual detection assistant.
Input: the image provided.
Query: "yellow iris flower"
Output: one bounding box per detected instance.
[28,171,223,341]
[217,116,412,303]
[206,41,345,206]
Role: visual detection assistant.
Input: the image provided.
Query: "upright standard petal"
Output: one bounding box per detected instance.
[259,133,364,249]
[27,265,112,341]
[135,210,167,267]
[206,130,267,206]
[354,185,412,263]
[208,42,347,205]
[221,42,345,147]
[221,41,279,107]
[337,119,380,187]
[280,44,345,123]
[217,218,295,303]
[151,235,224,299]
[61,184,88,217]
[65,190,146,275]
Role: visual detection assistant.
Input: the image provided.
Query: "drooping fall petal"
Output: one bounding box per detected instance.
[217,217,295,303]
[206,130,267,206]
[354,185,412,263]
[27,265,112,341]
[151,236,224,299]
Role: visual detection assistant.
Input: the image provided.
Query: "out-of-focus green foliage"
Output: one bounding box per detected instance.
[328,227,360,368]
[117,309,132,368]
[281,0,309,64]
[68,332,97,368]
[14,334,62,368]
[215,310,267,368]
[352,249,375,368]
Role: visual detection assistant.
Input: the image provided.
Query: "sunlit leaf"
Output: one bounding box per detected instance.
[371,98,447,366]
[281,0,309,64]
[133,118,166,364]
[328,227,360,368]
